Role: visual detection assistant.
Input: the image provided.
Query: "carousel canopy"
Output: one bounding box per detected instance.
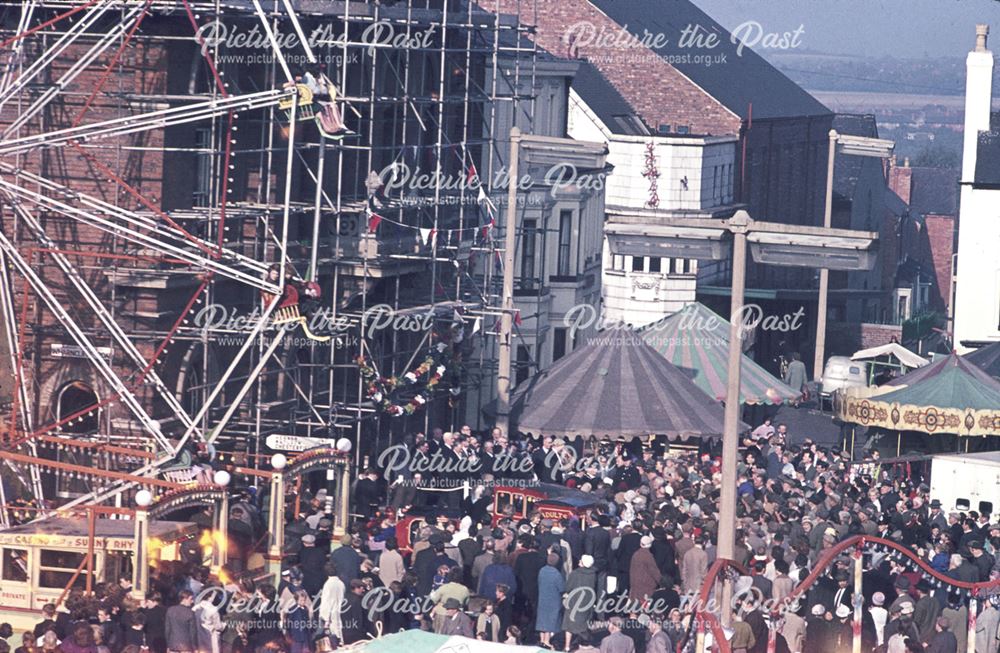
[506,333,744,440]
[640,302,801,405]
[964,341,1000,378]
[837,354,1000,436]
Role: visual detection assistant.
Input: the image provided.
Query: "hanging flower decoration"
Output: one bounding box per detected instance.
[356,350,455,416]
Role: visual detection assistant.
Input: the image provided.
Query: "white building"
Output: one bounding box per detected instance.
[465,55,610,427]
[566,62,739,328]
[953,25,1000,351]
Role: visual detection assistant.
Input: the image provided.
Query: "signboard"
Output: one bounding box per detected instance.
[265,434,332,452]
[0,533,135,551]
[51,343,113,360]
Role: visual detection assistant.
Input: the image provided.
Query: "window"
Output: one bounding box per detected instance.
[38,549,88,590]
[2,548,27,582]
[713,166,720,202]
[956,498,970,511]
[193,127,213,208]
[611,254,625,271]
[557,210,573,276]
[553,328,568,361]
[516,345,532,384]
[631,256,645,272]
[520,218,537,288]
[649,257,662,273]
[980,501,994,515]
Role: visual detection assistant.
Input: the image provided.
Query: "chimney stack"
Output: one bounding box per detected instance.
[962,24,994,183]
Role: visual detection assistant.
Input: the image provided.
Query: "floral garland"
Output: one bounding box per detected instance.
[356,343,457,416]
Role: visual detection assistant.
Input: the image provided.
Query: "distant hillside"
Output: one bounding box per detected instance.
[767,52,1000,96]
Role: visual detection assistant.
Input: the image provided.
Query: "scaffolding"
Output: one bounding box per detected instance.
[0,0,538,520]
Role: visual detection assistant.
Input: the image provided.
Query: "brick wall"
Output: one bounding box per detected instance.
[923,214,956,314]
[0,19,185,434]
[828,321,903,353]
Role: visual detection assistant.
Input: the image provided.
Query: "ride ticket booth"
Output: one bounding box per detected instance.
[0,517,197,629]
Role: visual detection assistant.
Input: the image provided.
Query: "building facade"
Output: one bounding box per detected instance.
[954,25,1000,351]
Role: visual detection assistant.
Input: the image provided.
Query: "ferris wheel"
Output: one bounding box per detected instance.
[0,0,320,519]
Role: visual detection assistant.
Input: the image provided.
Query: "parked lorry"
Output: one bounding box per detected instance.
[929,450,1000,515]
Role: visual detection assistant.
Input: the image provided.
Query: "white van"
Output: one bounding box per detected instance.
[930,451,1000,515]
[820,356,868,398]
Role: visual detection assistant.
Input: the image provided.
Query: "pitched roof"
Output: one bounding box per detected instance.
[588,0,830,121]
[571,61,649,136]
[909,167,959,216]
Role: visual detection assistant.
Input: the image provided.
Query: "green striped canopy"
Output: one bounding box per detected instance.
[640,302,801,406]
[361,631,547,653]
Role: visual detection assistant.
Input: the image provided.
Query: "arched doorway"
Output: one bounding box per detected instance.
[54,381,100,434]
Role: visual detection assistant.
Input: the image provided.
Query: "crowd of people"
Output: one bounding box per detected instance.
[16,421,1000,653]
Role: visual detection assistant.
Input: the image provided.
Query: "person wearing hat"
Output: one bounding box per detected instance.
[430,567,471,632]
[329,532,362,587]
[889,575,913,613]
[884,601,920,651]
[436,598,473,638]
[969,539,996,582]
[298,532,329,598]
[562,555,598,651]
[912,578,941,642]
[583,513,612,591]
[863,592,888,651]
[926,616,957,653]
[941,592,968,653]
[805,603,831,652]
[833,605,852,651]
[536,554,565,648]
[628,535,661,604]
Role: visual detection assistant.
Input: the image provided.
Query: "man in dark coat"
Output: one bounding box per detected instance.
[164,591,198,653]
[142,593,168,653]
[584,514,612,591]
[330,533,362,586]
[415,540,457,596]
[353,470,381,519]
[615,523,642,596]
[927,616,958,653]
[298,533,329,597]
[513,536,545,627]
[649,527,678,581]
[341,580,369,644]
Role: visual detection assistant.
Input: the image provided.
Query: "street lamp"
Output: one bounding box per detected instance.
[212,470,230,570]
[814,130,894,381]
[266,453,287,578]
[132,488,153,599]
[604,211,877,626]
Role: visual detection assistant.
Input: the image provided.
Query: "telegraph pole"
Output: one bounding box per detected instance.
[495,127,521,437]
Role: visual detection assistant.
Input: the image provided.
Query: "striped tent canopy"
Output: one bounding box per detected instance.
[640,302,801,406]
[507,333,743,440]
[837,354,1000,436]
[964,341,1000,378]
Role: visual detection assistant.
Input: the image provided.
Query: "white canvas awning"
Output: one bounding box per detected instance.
[851,343,929,369]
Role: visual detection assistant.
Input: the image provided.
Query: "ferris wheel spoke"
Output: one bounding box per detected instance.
[0,173,277,291]
[0,88,293,156]
[0,0,39,97]
[3,196,205,439]
[0,0,115,113]
[2,2,148,137]
[0,229,176,455]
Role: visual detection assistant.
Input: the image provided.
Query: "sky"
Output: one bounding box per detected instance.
[694,0,1000,59]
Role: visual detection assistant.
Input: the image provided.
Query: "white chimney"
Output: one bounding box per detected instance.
[962,24,993,183]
